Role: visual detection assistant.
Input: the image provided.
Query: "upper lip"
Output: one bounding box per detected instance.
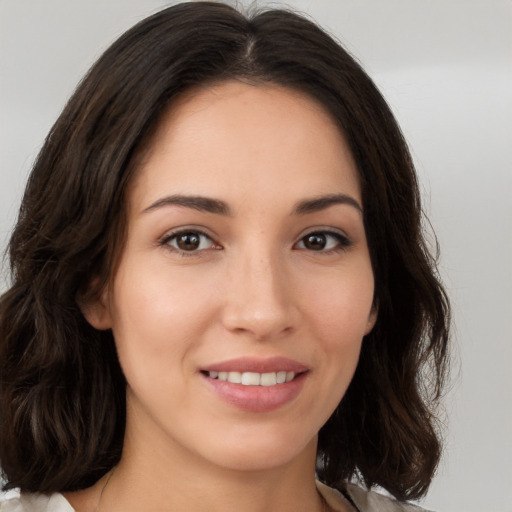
[200,356,309,374]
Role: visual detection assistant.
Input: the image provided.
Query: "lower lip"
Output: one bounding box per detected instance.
[201,372,308,412]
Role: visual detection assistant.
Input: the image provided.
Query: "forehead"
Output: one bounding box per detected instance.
[129,80,360,210]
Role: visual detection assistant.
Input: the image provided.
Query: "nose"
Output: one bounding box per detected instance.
[221,249,298,341]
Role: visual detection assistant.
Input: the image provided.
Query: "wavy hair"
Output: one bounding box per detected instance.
[0,1,450,501]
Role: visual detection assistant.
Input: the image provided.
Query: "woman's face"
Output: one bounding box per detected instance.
[87,81,376,473]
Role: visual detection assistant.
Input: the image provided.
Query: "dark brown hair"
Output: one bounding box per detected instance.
[0,1,449,501]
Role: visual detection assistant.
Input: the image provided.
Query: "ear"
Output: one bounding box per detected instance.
[79,284,113,331]
[364,303,378,335]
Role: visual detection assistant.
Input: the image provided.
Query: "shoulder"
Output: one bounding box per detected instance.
[317,481,435,512]
[0,492,74,512]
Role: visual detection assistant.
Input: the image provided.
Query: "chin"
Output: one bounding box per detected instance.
[199,429,318,473]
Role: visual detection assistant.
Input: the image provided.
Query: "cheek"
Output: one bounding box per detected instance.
[112,254,216,327]
[297,263,374,396]
[108,259,219,379]
[298,287,370,432]
[300,268,375,340]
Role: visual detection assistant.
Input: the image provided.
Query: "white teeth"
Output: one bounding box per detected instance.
[208,370,297,386]
[241,372,260,385]
[227,371,242,384]
[261,372,277,386]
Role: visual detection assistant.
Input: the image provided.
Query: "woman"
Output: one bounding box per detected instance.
[0,2,450,511]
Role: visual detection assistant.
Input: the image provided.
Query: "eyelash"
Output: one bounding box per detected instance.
[159,229,218,256]
[295,230,352,253]
[159,228,352,256]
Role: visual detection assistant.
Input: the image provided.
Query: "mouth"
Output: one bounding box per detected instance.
[199,357,309,412]
[201,370,300,386]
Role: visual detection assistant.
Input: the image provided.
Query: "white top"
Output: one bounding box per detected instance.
[0,492,72,512]
[0,481,432,512]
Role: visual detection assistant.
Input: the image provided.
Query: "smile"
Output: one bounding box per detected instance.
[206,370,296,386]
[200,357,309,412]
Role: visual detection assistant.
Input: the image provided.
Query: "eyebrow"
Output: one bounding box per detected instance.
[142,193,362,216]
[142,195,231,215]
[294,194,362,215]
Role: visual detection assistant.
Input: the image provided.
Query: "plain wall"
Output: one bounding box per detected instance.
[1,1,511,510]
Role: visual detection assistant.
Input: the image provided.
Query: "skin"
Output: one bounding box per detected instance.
[70,81,376,512]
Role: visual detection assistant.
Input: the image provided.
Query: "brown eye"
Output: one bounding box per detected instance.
[165,230,215,252]
[177,232,201,250]
[296,231,351,252]
[303,233,328,250]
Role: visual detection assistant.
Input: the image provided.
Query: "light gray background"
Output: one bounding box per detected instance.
[1,1,511,511]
